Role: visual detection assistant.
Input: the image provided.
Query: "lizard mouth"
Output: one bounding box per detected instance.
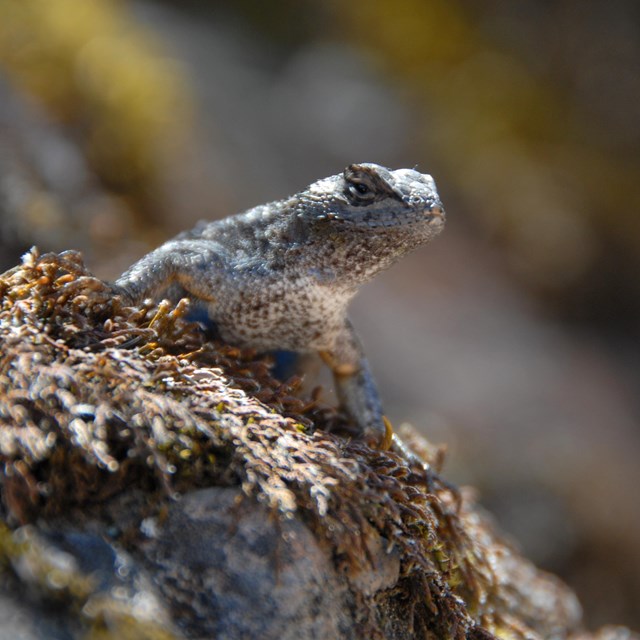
[324,203,445,229]
[426,204,446,224]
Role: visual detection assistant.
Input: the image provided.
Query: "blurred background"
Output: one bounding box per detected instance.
[1,0,639,628]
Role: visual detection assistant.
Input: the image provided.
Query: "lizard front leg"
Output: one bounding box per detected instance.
[114,239,225,304]
[320,321,391,449]
[321,322,430,469]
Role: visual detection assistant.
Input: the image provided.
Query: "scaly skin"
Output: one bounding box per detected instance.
[116,163,445,451]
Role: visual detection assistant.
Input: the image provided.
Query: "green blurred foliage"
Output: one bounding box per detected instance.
[0,0,192,203]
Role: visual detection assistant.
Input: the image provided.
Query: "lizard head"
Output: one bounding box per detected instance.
[299,163,445,241]
[288,163,446,283]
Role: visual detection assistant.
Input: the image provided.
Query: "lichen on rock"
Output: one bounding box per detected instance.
[0,249,635,640]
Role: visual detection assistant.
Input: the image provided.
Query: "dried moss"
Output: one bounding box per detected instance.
[0,249,594,639]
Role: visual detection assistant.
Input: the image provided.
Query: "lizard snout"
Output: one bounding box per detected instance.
[426,203,446,225]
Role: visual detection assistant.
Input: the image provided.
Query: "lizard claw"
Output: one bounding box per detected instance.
[367,417,429,472]
[381,416,394,451]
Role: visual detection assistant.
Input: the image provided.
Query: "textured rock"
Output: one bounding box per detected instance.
[147,487,360,639]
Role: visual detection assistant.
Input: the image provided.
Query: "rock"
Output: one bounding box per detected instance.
[0,250,636,639]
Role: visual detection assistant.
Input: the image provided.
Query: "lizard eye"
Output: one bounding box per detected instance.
[346,178,376,203]
[344,165,380,204]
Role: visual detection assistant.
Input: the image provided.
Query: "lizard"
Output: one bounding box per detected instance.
[115,163,445,456]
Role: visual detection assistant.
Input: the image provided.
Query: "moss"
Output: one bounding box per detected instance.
[0,249,593,639]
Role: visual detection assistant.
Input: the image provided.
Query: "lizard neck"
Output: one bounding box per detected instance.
[284,219,427,292]
[311,231,417,284]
